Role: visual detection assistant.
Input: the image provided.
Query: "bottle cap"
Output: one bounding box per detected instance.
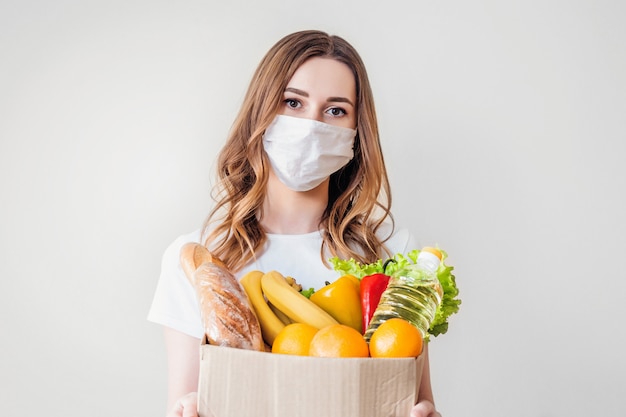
[421,247,442,260]
[417,247,442,273]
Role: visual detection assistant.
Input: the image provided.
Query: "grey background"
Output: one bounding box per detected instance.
[1,1,624,416]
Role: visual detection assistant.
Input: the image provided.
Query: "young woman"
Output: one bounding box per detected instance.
[148,30,442,417]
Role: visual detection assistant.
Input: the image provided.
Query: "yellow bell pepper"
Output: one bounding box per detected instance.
[310,275,363,333]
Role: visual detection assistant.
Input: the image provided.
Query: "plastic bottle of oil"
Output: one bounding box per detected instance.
[364,247,443,341]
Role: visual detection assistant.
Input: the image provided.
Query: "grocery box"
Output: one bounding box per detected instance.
[197,336,424,417]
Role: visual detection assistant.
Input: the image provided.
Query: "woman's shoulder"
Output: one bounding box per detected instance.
[161,229,204,262]
[378,222,417,255]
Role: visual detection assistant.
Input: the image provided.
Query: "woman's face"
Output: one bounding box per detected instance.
[280,57,357,129]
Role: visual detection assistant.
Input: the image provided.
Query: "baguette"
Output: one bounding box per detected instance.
[180,242,264,351]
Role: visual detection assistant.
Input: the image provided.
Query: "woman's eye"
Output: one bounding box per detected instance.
[327,107,346,117]
[284,99,301,109]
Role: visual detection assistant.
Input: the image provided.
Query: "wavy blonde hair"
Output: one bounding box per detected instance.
[203,30,394,271]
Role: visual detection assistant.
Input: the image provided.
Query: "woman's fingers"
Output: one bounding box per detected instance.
[167,392,199,417]
[410,399,441,417]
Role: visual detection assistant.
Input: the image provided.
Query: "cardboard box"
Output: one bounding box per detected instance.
[197,337,424,417]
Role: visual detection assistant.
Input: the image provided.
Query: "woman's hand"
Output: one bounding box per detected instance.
[410,399,441,417]
[166,392,200,417]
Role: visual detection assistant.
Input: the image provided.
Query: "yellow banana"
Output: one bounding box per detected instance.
[240,270,285,346]
[261,270,338,330]
[268,301,293,325]
[284,275,302,292]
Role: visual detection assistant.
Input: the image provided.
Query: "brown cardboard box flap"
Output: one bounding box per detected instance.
[198,343,423,417]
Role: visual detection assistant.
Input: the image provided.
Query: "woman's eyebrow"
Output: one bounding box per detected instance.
[327,96,354,106]
[285,87,308,97]
[285,87,354,107]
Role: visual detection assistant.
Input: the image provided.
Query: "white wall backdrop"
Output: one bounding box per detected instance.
[1,1,624,416]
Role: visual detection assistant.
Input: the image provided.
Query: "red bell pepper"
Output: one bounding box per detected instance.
[359,259,396,332]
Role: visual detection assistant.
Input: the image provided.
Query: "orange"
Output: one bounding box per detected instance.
[271,323,319,356]
[368,318,423,358]
[308,324,369,358]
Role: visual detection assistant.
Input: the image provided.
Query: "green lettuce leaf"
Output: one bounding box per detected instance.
[329,248,461,339]
[300,287,315,299]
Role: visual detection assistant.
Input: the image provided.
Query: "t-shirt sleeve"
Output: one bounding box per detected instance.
[147,232,204,339]
[384,227,418,255]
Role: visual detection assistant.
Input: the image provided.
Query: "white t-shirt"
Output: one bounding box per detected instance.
[147,225,417,339]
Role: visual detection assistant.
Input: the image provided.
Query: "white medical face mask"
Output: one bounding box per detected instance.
[262,115,357,192]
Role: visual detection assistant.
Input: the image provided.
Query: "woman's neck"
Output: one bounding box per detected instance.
[260,175,329,234]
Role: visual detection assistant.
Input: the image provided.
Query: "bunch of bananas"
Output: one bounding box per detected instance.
[240,270,338,346]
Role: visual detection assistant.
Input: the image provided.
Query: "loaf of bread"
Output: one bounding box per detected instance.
[180,242,264,351]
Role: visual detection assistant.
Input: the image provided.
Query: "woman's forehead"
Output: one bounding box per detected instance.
[286,57,356,102]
